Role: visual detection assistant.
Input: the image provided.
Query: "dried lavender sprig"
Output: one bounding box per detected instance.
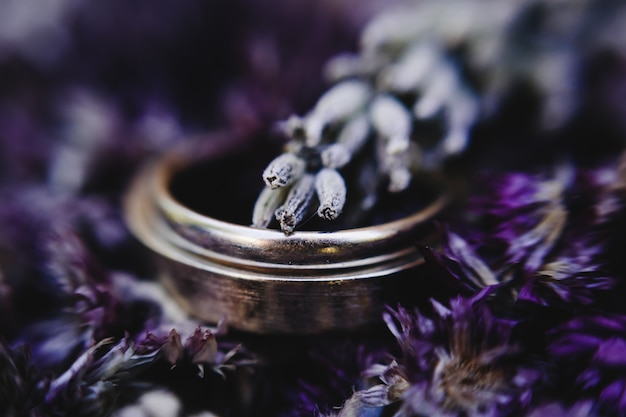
[440,87,479,155]
[251,185,291,228]
[369,93,412,156]
[275,173,316,234]
[262,152,305,189]
[320,113,370,169]
[252,8,481,233]
[358,1,520,58]
[315,168,347,221]
[376,139,421,193]
[255,0,619,233]
[419,72,458,119]
[301,79,372,147]
[323,51,382,83]
[377,40,441,93]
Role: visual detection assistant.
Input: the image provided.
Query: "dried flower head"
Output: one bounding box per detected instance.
[328,291,541,417]
[270,336,391,417]
[0,341,46,417]
[547,313,626,416]
[424,154,625,306]
[525,400,598,417]
[137,324,252,379]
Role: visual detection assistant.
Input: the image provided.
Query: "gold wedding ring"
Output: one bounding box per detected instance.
[123,137,449,334]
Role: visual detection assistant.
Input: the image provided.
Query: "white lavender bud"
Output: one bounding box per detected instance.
[304,79,371,146]
[447,89,479,128]
[277,114,305,139]
[369,94,412,155]
[413,62,457,119]
[323,53,360,81]
[441,89,479,155]
[321,114,370,169]
[376,138,421,193]
[262,152,305,189]
[320,143,351,170]
[275,174,316,234]
[387,166,412,192]
[378,40,440,92]
[251,185,290,228]
[360,5,426,54]
[315,168,347,221]
[323,51,385,83]
[441,128,470,157]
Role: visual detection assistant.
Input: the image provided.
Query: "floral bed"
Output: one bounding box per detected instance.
[2,1,626,416]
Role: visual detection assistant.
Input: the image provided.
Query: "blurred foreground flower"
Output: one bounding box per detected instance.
[2,326,252,417]
[547,314,626,416]
[525,400,598,417]
[422,153,626,306]
[270,336,393,417]
[327,291,541,417]
[0,172,254,417]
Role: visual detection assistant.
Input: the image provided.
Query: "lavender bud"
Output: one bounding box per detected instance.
[162,329,184,365]
[304,80,371,146]
[376,139,421,192]
[370,94,412,155]
[442,89,479,154]
[336,113,371,153]
[360,5,424,54]
[388,167,412,192]
[441,128,470,156]
[262,152,305,189]
[413,63,457,119]
[278,114,306,139]
[321,114,370,169]
[320,143,351,170]
[275,174,316,234]
[323,52,380,82]
[448,87,476,118]
[251,185,290,228]
[315,168,347,221]
[378,40,440,92]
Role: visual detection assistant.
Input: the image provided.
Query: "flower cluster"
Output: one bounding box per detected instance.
[251,0,626,234]
[422,154,624,307]
[0,190,254,416]
[252,1,484,233]
[326,291,542,417]
[547,314,626,416]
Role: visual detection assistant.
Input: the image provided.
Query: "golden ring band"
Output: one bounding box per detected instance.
[123,138,449,334]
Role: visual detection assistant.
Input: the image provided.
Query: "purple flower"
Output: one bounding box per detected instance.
[0,180,257,416]
[468,162,623,266]
[0,341,47,417]
[328,291,541,417]
[0,103,53,185]
[13,222,123,370]
[275,337,390,417]
[136,324,253,379]
[525,400,597,417]
[4,319,253,416]
[41,337,155,415]
[547,313,626,416]
[425,157,622,306]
